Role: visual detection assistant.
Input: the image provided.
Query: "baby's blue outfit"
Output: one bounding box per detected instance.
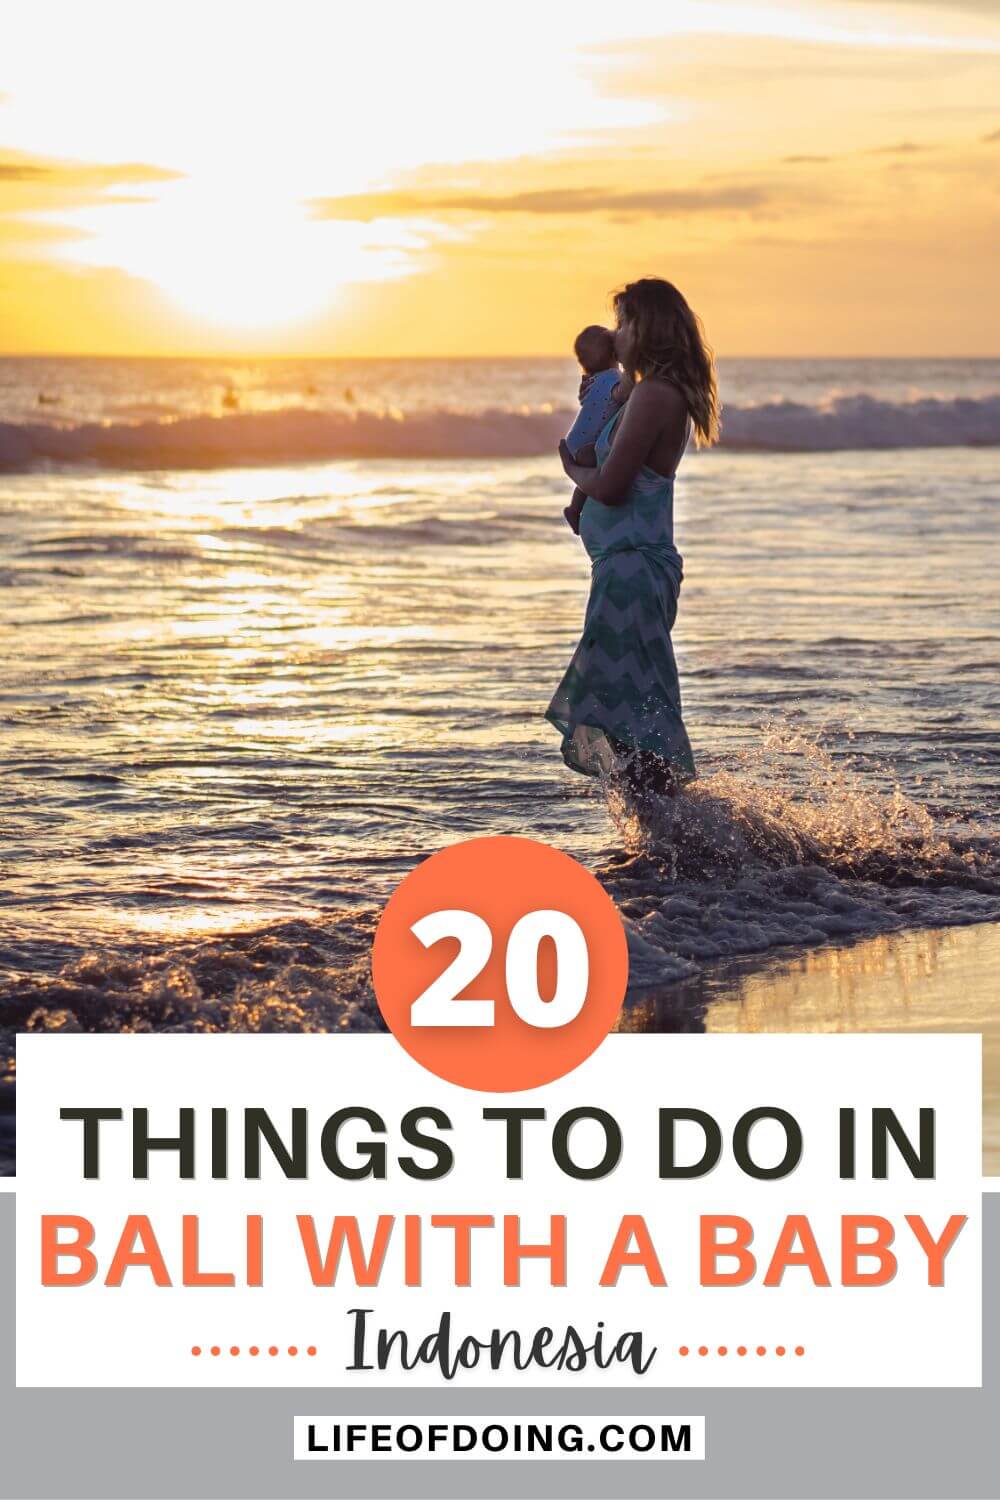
[564,369,622,456]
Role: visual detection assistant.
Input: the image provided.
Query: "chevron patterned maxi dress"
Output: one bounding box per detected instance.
[546,405,696,784]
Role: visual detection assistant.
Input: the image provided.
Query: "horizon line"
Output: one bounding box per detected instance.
[3,350,1000,362]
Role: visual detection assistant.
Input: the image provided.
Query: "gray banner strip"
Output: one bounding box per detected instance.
[0,1194,995,1500]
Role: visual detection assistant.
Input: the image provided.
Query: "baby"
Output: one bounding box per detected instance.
[563,325,630,533]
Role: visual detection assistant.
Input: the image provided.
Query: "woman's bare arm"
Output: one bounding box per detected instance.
[558,381,684,505]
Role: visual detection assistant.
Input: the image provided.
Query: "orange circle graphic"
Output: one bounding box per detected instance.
[371,836,628,1092]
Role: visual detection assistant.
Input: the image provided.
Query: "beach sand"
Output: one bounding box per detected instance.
[621,919,1000,1173]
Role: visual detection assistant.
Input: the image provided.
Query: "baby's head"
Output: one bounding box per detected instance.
[574,325,617,376]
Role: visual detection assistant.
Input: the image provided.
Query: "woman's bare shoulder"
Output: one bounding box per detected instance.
[631,376,686,415]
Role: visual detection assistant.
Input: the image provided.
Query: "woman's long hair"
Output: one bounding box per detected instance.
[612,277,721,447]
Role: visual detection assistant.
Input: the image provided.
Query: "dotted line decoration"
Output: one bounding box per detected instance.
[678,1345,805,1357]
[191,1345,317,1357]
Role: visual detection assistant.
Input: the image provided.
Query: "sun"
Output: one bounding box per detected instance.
[146,192,339,329]
[51,178,416,333]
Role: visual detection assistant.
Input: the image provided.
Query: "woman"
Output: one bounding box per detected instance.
[546,277,720,800]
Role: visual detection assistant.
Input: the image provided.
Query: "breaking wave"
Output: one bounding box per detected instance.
[600,726,1000,992]
[2,391,998,471]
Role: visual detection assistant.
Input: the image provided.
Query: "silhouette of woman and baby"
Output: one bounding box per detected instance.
[546,276,720,804]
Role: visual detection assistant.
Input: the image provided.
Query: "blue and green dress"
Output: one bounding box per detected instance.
[546,406,696,784]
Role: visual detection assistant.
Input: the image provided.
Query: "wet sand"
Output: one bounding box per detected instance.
[621,920,1000,1173]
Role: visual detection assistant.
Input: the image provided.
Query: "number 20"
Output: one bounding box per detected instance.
[409,908,589,1030]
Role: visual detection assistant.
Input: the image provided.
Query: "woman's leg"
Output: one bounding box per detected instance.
[636,748,680,797]
[608,736,680,799]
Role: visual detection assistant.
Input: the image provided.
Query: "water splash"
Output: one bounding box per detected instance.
[610,724,993,878]
[598,725,1000,994]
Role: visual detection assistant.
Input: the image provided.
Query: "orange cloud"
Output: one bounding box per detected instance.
[311,182,778,221]
[0,152,182,187]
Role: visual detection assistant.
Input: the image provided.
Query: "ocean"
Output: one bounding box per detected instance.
[2,354,999,1170]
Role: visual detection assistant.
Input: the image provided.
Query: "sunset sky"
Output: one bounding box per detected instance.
[1,0,998,356]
